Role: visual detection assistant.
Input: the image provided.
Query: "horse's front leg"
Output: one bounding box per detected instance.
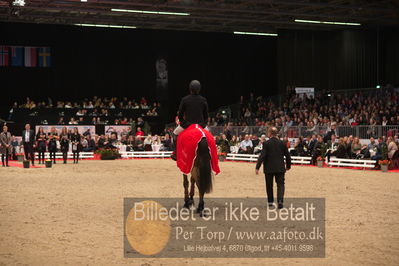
[183,174,190,208]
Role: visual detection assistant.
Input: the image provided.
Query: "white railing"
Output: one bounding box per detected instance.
[327,158,375,168]
[209,125,399,139]
[225,153,311,165]
[34,152,94,159]
[120,151,172,159]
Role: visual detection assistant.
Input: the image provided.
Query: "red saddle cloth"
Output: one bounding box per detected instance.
[176,124,220,175]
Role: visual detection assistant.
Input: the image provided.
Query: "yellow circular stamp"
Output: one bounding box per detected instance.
[125,200,171,255]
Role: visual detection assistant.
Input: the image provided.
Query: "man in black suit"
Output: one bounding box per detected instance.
[21,124,35,165]
[307,134,317,156]
[256,127,291,209]
[323,124,336,143]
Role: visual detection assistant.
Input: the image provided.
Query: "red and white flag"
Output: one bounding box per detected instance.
[0,46,9,66]
[24,47,37,67]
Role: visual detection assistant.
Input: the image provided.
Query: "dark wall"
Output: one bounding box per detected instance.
[277,28,399,93]
[0,22,277,120]
[1,22,399,121]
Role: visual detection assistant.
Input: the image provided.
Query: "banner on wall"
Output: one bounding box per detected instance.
[0,46,9,66]
[0,45,51,67]
[104,125,132,139]
[156,58,168,89]
[24,47,38,67]
[295,87,314,99]
[11,46,24,66]
[35,125,95,136]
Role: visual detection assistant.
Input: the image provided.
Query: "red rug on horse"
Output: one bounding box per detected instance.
[176,124,220,175]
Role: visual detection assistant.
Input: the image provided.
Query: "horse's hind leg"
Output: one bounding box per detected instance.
[196,178,205,215]
[197,190,205,216]
[183,174,190,208]
[189,176,195,206]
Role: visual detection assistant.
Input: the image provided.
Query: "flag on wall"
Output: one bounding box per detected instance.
[11,46,24,66]
[24,47,37,67]
[0,46,9,66]
[38,47,51,67]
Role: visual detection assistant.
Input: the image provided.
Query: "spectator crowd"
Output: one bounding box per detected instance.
[2,87,399,169]
[215,127,399,169]
[8,96,161,125]
[2,124,173,166]
[206,87,399,128]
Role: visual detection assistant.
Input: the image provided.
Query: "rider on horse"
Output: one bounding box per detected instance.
[171,80,209,161]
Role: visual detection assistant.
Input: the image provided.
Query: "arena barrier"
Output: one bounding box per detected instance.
[209,125,399,140]
[327,158,376,168]
[120,151,172,159]
[34,152,94,159]
[225,153,312,165]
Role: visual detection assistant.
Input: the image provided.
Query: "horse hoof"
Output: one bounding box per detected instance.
[188,199,194,207]
[183,201,190,209]
[199,210,209,217]
[196,206,204,214]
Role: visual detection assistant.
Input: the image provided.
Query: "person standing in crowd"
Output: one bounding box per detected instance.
[22,124,35,166]
[387,136,398,159]
[135,127,145,138]
[48,134,58,164]
[60,129,70,164]
[0,125,12,167]
[323,123,336,143]
[307,134,317,156]
[36,126,47,164]
[70,127,81,164]
[48,127,59,163]
[11,135,19,160]
[256,127,291,209]
[311,135,326,165]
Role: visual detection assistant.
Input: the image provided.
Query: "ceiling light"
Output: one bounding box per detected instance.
[294,19,361,26]
[111,8,190,16]
[12,0,25,6]
[234,31,278,37]
[81,0,88,2]
[74,24,136,29]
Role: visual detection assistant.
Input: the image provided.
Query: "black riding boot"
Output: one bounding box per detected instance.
[171,134,178,161]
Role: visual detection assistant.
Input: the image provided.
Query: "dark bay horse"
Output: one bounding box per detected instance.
[183,137,212,216]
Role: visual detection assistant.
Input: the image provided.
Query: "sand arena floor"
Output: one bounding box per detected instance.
[0,159,398,266]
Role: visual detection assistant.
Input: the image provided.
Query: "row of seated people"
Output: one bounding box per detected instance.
[8,97,161,123]
[11,96,159,109]
[55,116,152,125]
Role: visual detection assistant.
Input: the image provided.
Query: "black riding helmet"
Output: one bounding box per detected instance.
[189,80,201,95]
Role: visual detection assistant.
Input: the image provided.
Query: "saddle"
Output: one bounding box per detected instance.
[176,124,220,175]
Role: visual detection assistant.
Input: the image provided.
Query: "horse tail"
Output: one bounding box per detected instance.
[197,137,213,194]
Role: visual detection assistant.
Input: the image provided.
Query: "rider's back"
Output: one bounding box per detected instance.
[179,94,208,128]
